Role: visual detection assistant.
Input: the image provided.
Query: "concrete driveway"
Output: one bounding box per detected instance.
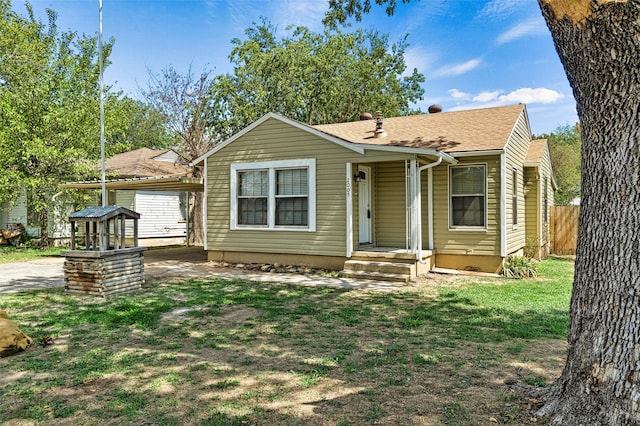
[0,247,405,295]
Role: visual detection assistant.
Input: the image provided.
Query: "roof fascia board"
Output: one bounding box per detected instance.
[357,144,457,163]
[191,113,365,166]
[502,104,531,154]
[451,149,504,158]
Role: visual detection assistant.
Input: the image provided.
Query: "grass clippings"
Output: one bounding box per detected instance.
[0,257,573,425]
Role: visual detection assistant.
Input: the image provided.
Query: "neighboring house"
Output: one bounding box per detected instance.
[0,191,27,230]
[0,191,42,238]
[193,104,555,277]
[103,148,190,245]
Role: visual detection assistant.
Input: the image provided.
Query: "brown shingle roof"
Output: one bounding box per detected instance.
[312,104,526,154]
[103,148,190,178]
[525,139,548,164]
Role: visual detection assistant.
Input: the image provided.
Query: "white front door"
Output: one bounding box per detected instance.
[358,166,372,244]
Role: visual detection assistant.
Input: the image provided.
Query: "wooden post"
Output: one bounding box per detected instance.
[134,218,138,247]
[70,220,76,250]
[120,214,126,249]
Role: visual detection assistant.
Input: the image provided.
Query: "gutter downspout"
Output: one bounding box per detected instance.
[416,156,443,262]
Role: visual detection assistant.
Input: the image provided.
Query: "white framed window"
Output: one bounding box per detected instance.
[449,164,487,229]
[512,168,518,228]
[230,159,316,231]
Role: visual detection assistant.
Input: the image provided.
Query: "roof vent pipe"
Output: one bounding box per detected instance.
[428,104,442,113]
[374,111,387,138]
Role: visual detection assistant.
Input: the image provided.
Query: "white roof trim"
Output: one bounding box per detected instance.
[355,144,457,163]
[191,113,365,166]
[502,104,531,154]
[451,149,504,158]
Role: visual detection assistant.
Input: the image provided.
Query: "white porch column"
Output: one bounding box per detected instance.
[346,162,353,257]
[405,159,420,253]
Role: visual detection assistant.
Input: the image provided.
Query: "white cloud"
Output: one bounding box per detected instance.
[478,0,521,19]
[403,46,439,77]
[273,0,328,31]
[473,90,501,102]
[448,87,564,113]
[433,58,482,77]
[496,18,547,45]
[498,87,564,104]
[449,89,471,100]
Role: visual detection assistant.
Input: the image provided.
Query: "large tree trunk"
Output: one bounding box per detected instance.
[537,1,640,424]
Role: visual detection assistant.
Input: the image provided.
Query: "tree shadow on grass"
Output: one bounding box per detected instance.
[0,277,568,425]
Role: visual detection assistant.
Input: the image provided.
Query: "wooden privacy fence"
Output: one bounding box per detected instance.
[550,206,579,255]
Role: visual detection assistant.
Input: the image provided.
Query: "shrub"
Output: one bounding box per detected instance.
[502,255,538,279]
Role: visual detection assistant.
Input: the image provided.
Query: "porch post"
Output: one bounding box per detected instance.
[346,162,353,257]
[406,159,419,254]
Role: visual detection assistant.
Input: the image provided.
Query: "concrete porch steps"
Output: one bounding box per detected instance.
[340,259,415,283]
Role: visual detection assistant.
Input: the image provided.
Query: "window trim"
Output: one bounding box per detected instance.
[230,159,316,231]
[448,163,488,231]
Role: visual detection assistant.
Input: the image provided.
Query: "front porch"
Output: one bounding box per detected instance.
[344,156,444,282]
[341,247,435,282]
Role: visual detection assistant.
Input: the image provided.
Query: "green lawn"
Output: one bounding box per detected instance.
[0,256,573,425]
[0,245,64,263]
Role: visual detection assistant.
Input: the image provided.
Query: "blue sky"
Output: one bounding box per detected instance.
[14,0,578,134]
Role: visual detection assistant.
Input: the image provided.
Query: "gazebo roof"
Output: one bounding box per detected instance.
[69,206,140,221]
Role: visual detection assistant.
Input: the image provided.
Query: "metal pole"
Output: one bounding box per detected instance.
[99,0,106,207]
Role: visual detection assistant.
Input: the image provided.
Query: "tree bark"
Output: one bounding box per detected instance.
[537,0,640,424]
[189,167,204,246]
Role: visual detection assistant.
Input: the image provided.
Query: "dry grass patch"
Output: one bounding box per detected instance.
[0,258,573,425]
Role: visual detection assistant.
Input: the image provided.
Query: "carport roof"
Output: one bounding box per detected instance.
[61,175,203,192]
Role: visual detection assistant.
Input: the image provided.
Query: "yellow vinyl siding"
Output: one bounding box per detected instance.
[524,167,541,256]
[540,145,555,252]
[432,155,501,255]
[505,111,531,254]
[374,161,406,248]
[206,118,401,257]
[420,171,430,249]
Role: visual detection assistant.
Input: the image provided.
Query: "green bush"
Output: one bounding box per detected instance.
[502,255,538,279]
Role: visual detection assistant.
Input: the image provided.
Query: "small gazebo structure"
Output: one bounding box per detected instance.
[62,206,146,297]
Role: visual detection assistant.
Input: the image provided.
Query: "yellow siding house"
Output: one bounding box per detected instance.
[193,104,554,277]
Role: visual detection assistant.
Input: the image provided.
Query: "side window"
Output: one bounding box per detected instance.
[450,164,486,228]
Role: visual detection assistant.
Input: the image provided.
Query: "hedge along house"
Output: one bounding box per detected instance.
[193,104,554,280]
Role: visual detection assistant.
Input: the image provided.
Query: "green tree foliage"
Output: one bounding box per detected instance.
[210,20,425,138]
[0,1,170,234]
[538,124,582,206]
[104,95,174,157]
[0,2,109,233]
[323,0,413,27]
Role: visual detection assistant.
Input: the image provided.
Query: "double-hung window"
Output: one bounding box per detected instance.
[231,159,316,231]
[450,164,486,228]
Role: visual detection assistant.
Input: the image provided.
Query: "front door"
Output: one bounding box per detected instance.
[358,165,372,244]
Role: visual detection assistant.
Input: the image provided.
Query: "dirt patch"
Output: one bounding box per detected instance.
[0,265,569,425]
